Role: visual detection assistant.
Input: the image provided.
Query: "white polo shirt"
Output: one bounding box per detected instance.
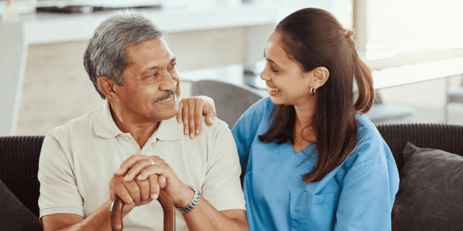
[38,101,245,231]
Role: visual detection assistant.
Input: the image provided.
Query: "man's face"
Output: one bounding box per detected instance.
[116,37,181,123]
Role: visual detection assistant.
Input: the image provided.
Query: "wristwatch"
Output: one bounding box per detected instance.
[176,185,201,214]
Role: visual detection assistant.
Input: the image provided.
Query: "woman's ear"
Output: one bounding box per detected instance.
[310,66,330,89]
[97,76,120,103]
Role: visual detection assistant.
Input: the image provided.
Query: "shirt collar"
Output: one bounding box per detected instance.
[93,101,184,141]
[153,116,184,141]
[93,101,124,139]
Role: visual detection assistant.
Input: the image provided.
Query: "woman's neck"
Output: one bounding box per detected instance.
[292,101,317,153]
[294,98,316,129]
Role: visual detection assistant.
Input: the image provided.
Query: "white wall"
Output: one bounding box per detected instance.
[16,26,272,135]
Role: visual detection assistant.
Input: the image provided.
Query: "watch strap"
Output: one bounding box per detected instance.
[176,185,201,214]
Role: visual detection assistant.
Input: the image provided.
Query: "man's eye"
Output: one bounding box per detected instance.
[150,73,158,78]
[169,64,176,69]
[270,66,279,73]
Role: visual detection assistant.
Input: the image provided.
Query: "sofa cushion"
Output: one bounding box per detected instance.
[392,142,463,231]
[0,178,43,231]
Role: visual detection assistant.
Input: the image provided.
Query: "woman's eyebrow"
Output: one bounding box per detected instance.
[264,49,280,67]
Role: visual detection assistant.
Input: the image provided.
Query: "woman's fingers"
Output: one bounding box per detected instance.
[188,99,196,139]
[194,100,204,136]
[201,96,216,126]
[178,97,217,138]
[176,99,184,123]
[182,100,190,136]
[204,105,216,126]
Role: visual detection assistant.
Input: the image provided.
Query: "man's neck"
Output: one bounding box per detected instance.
[109,103,160,149]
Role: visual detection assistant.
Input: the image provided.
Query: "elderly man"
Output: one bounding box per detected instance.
[38,12,248,231]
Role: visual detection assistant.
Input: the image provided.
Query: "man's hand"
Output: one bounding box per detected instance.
[176,96,216,139]
[114,154,194,208]
[110,165,163,217]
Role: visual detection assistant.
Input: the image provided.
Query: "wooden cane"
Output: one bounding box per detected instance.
[110,190,176,231]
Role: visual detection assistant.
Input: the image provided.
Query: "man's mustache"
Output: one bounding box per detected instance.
[152,87,177,103]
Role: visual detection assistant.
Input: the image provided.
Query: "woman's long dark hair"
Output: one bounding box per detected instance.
[258,8,375,184]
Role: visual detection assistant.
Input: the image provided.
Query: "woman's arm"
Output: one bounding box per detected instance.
[334,143,400,231]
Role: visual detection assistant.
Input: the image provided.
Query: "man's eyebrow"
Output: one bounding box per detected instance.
[170,57,176,64]
[141,57,177,76]
[263,49,279,67]
[142,66,158,76]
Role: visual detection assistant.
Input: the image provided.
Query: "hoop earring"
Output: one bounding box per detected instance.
[310,88,316,96]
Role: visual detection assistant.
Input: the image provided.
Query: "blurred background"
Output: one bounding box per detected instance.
[1,0,463,136]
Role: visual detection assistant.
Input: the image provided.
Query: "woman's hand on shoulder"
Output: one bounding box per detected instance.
[176,96,216,139]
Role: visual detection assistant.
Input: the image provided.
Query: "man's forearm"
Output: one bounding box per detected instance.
[183,198,249,231]
[46,199,112,231]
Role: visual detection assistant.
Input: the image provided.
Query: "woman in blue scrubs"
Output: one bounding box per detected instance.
[181,8,399,231]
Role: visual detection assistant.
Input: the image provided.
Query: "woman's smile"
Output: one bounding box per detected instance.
[267,86,281,96]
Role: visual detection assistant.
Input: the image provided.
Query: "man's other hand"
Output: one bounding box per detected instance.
[176,96,216,139]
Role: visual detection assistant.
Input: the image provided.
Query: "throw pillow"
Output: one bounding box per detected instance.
[391,142,463,231]
[0,178,43,231]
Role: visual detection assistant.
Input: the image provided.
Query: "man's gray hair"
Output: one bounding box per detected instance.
[84,11,164,99]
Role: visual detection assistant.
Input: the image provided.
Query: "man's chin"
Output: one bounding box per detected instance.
[149,95,179,121]
[152,107,178,122]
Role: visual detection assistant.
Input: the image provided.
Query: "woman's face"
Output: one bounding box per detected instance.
[260,31,314,107]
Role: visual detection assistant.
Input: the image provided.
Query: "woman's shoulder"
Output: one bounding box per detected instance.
[241,96,276,119]
[356,114,382,141]
[345,114,392,167]
[355,114,381,135]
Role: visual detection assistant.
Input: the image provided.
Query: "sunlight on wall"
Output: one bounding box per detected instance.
[369,0,463,51]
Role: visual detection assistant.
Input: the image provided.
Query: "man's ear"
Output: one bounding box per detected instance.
[97,76,120,103]
[310,66,329,89]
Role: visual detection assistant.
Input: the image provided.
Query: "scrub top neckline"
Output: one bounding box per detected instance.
[278,141,316,176]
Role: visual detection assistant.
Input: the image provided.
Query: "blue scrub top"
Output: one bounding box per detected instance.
[232,97,400,231]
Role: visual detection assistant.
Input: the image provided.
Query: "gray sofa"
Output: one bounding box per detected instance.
[1,123,463,231]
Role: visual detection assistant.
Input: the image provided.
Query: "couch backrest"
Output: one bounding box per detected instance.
[0,136,44,218]
[2,123,463,219]
[376,123,463,175]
